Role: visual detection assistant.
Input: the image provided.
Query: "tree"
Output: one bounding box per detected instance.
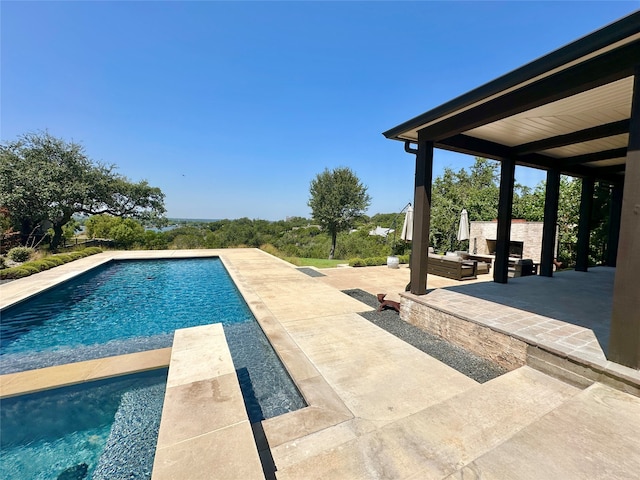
[308,167,371,259]
[0,132,166,249]
[430,158,500,252]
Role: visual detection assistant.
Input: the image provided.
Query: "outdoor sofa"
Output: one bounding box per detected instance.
[452,251,492,275]
[427,252,477,281]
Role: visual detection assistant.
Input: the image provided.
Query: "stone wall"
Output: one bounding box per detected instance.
[468,221,557,263]
[401,297,528,371]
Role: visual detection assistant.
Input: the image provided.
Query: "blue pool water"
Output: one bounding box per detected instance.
[1,258,305,421]
[0,369,168,480]
[1,259,246,367]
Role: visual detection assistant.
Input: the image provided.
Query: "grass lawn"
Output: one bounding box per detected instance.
[290,257,346,268]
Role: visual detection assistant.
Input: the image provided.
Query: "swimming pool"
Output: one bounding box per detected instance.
[0,369,168,480]
[0,258,305,421]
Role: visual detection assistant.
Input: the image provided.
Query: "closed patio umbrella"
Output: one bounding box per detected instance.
[401,204,413,241]
[457,209,470,241]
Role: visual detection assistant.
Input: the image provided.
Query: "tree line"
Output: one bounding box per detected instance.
[1,132,610,267]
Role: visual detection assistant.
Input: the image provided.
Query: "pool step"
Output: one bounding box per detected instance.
[274,366,580,479]
[93,383,166,479]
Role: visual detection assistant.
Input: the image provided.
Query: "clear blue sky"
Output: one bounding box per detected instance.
[2,1,638,220]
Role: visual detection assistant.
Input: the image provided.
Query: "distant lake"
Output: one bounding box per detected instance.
[149,218,221,232]
[168,218,221,223]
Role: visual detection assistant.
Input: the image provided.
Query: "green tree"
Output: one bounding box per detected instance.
[85,214,145,249]
[430,158,499,252]
[0,132,166,250]
[509,175,612,266]
[308,167,371,259]
[512,184,545,221]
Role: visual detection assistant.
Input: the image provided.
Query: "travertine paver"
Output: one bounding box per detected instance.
[275,367,580,479]
[152,324,264,480]
[445,382,640,480]
[280,312,477,428]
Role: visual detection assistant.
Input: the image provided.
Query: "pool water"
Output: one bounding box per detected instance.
[0,258,306,421]
[1,259,247,368]
[0,369,168,480]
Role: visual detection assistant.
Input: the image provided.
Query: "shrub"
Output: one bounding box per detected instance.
[0,247,103,280]
[17,264,40,274]
[139,231,168,250]
[44,256,65,266]
[0,267,34,279]
[30,256,66,270]
[260,243,280,256]
[54,254,74,263]
[7,247,35,263]
[350,256,397,267]
[28,259,55,271]
[0,257,6,269]
[349,258,366,267]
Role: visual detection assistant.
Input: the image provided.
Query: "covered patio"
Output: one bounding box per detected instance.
[384,11,640,369]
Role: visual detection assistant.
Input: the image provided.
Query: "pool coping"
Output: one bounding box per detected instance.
[151,324,265,480]
[0,348,172,399]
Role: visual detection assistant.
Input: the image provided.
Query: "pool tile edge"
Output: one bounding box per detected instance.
[0,348,172,399]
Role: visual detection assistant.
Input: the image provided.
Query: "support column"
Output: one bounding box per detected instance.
[494,158,515,284]
[609,66,640,369]
[540,168,561,277]
[606,182,623,267]
[410,134,434,295]
[575,177,594,272]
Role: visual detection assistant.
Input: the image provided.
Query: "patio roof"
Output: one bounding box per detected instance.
[383,11,640,184]
[384,11,640,369]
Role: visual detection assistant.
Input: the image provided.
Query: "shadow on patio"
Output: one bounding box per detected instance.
[440,267,614,354]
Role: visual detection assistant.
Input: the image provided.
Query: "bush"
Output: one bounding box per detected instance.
[139,231,168,250]
[0,267,34,279]
[350,255,408,267]
[0,247,103,280]
[260,243,280,257]
[55,254,74,263]
[41,256,65,267]
[7,247,35,263]
[30,256,66,270]
[29,259,56,271]
[16,264,40,274]
[0,257,6,269]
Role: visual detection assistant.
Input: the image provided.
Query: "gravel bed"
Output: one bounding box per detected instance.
[343,289,507,383]
[297,267,326,277]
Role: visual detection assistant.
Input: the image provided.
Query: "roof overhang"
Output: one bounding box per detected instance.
[383,11,640,184]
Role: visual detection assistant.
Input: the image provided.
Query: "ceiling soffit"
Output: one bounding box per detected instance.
[465,77,633,149]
